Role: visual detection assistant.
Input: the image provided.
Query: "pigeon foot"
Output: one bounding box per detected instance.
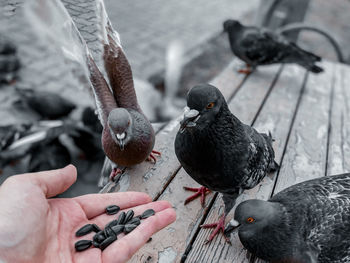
[238,63,252,74]
[238,68,252,74]
[109,167,123,182]
[183,186,210,207]
[201,215,231,244]
[147,150,161,163]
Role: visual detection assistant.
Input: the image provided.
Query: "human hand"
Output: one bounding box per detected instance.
[0,165,176,263]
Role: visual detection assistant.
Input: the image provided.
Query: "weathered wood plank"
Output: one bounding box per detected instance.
[102,59,246,198]
[255,63,334,263]
[185,64,285,263]
[326,63,350,175]
[128,59,248,262]
[273,62,334,194]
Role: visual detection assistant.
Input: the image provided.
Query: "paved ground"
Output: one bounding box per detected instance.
[104,0,259,79]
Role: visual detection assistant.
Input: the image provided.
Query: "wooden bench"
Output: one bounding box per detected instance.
[101,59,350,263]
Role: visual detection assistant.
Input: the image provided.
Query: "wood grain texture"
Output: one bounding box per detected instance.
[185,64,284,263]
[128,59,247,262]
[326,63,350,175]
[273,62,334,194]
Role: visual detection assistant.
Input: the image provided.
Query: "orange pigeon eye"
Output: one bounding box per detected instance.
[206,102,215,109]
[246,217,255,223]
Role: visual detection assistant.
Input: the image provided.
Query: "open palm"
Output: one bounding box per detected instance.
[0,165,176,263]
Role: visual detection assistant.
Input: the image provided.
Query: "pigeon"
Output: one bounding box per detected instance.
[87,24,159,184]
[174,84,278,243]
[28,137,71,172]
[69,107,103,160]
[0,34,20,85]
[15,88,76,119]
[223,19,323,74]
[229,173,350,263]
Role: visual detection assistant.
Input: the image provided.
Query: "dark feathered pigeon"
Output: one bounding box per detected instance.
[87,24,159,183]
[230,173,350,263]
[28,138,71,172]
[223,19,323,74]
[15,89,76,119]
[174,84,278,243]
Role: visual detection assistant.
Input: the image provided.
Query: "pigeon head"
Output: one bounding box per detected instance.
[179,84,226,133]
[229,199,283,239]
[107,108,133,151]
[223,19,242,32]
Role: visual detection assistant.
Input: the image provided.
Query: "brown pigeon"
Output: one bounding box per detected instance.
[87,24,159,183]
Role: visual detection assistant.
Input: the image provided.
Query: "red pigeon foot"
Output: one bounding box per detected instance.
[183,186,210,207]
[109,167,123,182]
[146,150,161,163]
[201,215,231,244]
[238,65,252,74]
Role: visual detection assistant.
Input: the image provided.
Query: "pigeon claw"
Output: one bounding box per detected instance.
[238,64,252,75]
[183,186,210,207]
[238,68,252,75]
[201,215,231,244]
[109,168,123,182]
[147,150,161,163]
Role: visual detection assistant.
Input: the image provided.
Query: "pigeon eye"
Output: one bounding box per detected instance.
[246,217,255,223]
[206,102,215,109]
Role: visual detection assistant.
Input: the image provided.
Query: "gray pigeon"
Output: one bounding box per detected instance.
[229,173,350,263]
[223,19,323,74]
[174,84,278,243]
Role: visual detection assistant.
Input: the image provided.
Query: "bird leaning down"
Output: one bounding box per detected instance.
[174,84,278,243]
[223,19,324,74]
[228,173,350,263]
[87,24,160,184]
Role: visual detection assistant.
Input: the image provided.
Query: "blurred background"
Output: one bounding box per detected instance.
[0,0,349,197]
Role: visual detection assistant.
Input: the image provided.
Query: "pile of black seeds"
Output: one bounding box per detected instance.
[75,205,156,252]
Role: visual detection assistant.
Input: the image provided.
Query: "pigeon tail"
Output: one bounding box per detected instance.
[308,64,324,73]
[290,43,324,73]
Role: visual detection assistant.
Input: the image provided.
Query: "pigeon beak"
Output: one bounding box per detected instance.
[118,140,125,151]
[116,132,126,151]
[224,219,241,236]
[180,107,200,133]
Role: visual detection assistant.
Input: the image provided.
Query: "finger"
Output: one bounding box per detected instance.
[74,192,152,219]
[90,200,172,227]
[102,207,176,263]
[19,164,77,198]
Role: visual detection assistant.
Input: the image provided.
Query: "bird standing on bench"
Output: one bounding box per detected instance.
[88,24,159,184]
[223,19,323,74]
[174,84,278,243]
[229,173,350,262]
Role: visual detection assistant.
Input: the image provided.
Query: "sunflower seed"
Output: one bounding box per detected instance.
[141,209,155,219]
[75,240,92,251]
[117,211,126,225]
[105,205,120,215]
[111,225,124,235]
[104,226,115,237]
[93,231,106,243]
[128,217,141,226]
[124,224,138,234]
[105,220,119,229]
[75,224,94,237]
[99,235,117,250]
[125,210,135,222]
[92,224,101,232]
[92,241,100,248]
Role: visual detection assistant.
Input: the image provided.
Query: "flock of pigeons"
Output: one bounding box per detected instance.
[1,1,349,261]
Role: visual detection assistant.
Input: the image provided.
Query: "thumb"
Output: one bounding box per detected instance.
[29,164,77,198]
